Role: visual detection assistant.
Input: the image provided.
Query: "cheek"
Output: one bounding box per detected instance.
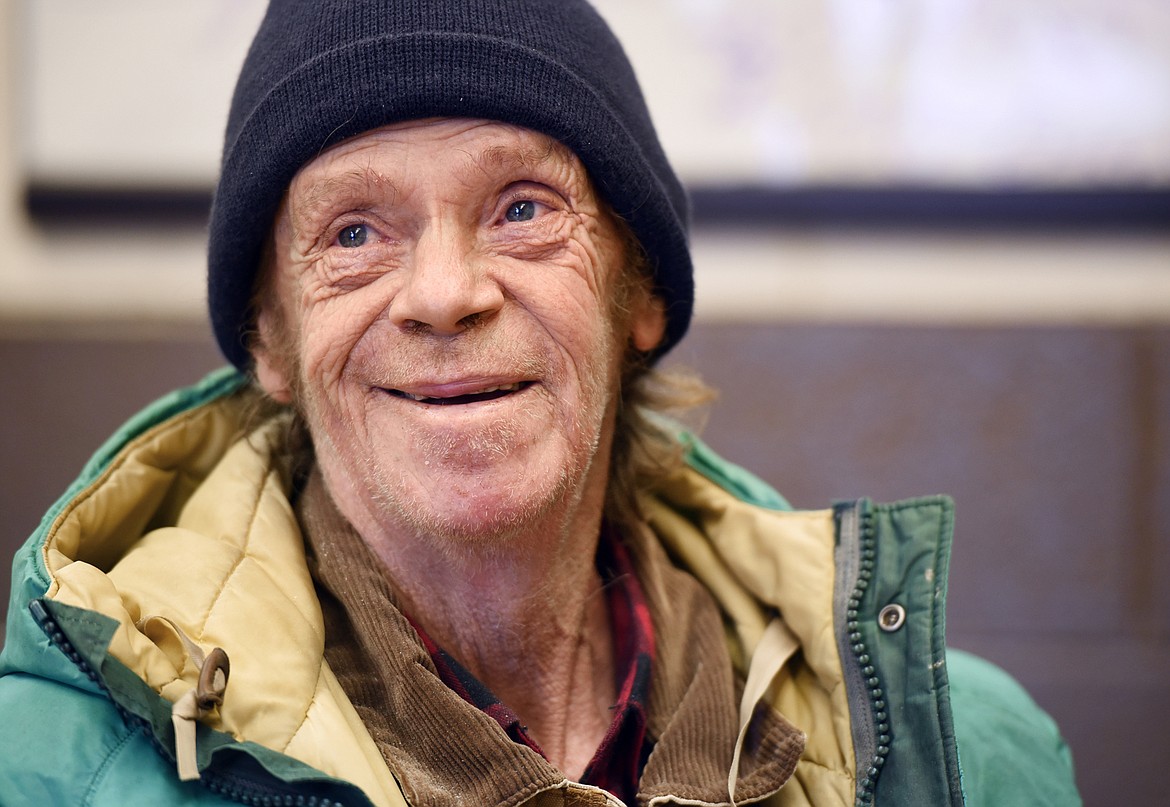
[297,282,392,383]
[519,290,617,389]
[510,232,619,341]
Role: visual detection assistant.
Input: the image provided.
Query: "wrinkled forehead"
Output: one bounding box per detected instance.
[289,117,583,193]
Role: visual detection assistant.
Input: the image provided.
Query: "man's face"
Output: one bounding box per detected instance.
[254,118,664,547]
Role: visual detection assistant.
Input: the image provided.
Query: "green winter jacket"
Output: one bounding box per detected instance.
[0,369,1080,805]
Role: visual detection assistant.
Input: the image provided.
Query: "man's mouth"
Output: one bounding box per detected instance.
[386,381,531,406]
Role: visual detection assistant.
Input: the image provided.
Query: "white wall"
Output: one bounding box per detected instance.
[1,0,1168,333]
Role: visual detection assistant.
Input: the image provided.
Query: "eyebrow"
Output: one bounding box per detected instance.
[469,139,568,176]
[291,168,399,229]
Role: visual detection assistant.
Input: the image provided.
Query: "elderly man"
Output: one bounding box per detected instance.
[0,1,1079,805]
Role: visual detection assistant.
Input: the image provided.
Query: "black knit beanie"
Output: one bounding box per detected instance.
[207,0,693,370]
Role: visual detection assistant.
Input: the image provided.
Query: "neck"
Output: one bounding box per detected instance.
[355,476,618,778]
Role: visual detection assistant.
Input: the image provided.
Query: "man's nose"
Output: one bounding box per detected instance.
[388,228,504,335]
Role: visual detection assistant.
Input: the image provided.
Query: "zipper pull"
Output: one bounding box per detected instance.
[137,615,231,782]
[171,646,230,781]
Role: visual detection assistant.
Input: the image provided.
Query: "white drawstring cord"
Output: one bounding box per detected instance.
[727,617,799,805]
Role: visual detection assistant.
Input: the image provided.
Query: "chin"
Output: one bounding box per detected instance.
[392,480,574,554]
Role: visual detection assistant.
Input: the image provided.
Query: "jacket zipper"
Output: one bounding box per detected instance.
[833,504,892,807]
[202,772,347,806]
[29,599,349,807]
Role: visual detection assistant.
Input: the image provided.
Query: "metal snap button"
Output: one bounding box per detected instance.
[878,603,906,632]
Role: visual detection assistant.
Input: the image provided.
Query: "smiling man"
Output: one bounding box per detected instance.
[0,1,1081,805]
[258,120,661,551]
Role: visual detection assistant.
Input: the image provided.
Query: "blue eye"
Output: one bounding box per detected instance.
[505,201,537,222]
[338,224,369,248]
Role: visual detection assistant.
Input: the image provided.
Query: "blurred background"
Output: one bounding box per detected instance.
[2,1,1168,803]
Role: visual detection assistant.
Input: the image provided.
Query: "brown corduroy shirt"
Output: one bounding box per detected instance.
[297,471,803,807]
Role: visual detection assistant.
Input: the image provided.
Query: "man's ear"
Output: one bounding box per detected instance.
[252,308,294,405]
[629,292,667,354]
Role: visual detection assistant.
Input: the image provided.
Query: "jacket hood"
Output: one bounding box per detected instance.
[1,368,402,805]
